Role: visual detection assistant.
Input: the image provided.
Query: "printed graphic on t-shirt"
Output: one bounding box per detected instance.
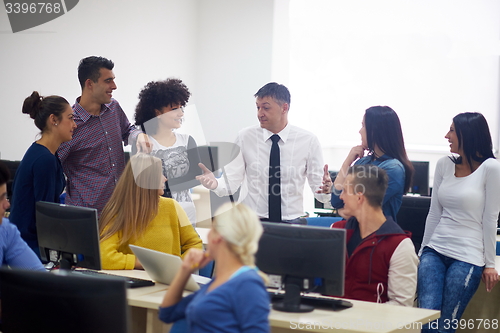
[152,146,192,203]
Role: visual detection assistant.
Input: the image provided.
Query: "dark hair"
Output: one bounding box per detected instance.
[254,82,290,106]
[22,91,70,133]
[364,106,414,192]
[134,78,191,135]
[0,162,10,187]
[347,165,388,208]
[78,56,114,89]
[450,112,494,170]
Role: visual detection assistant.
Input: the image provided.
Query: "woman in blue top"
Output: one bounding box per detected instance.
[9,91,76,258]
[321,106,413,221]
[159,203,270,333]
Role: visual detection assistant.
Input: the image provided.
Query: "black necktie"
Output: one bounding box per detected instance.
[268,134,281,221]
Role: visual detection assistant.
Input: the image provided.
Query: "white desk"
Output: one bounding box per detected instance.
[108,270,439,333]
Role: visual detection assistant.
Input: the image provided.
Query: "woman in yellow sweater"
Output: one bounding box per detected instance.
[99,154,202,270]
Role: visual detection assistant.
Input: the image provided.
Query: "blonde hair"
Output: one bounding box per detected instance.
[99,154,163,245]
[212,203,267,282]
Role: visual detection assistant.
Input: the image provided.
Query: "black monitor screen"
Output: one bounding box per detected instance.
[36,201,101,270]
[256,223,346,312]
[0,268,129,333]
[409,161,430,196]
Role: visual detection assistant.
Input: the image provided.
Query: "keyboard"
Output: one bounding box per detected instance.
[73,269,155,288]
[268,291,353,310]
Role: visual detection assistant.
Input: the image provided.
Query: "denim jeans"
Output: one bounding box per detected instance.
[418,247,483,333]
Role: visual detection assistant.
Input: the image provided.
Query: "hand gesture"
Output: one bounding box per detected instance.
[136,133,152,153]
[196,163,218,190]
[317,164,333,194]
[181,248,213,273]
[346,145,365,165]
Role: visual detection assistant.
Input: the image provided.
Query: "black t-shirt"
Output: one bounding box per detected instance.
[346,222,375,257]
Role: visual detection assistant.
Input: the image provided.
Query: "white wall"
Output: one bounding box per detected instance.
[284,0,500,214]
[0,0,274,160]
[288,0,500,156]
[0,0,199,159]
[194,0,274,144]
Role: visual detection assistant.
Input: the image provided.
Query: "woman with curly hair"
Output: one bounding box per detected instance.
[135,78,201,225]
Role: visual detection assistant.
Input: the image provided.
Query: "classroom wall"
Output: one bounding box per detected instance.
[0,0,274,160]
[284,0,500,214]
[194,0,274,144]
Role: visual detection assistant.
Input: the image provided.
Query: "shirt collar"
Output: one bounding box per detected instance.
[371,154,392,163]
[262,123,290,144]
[73,97,111,123]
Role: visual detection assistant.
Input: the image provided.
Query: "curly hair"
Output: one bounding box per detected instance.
[134,78,191,135]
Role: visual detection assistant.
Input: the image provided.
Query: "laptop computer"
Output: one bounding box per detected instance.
[129,245,211,291]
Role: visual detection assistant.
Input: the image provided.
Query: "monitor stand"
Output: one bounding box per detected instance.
[58,252,76,271]
[272,277,314,313]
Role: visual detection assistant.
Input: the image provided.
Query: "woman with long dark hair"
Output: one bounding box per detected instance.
[418,112,500,333]
[321,106,413,220]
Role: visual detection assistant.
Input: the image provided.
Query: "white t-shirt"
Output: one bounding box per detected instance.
[149,132,197,225]
[420,156,500,267]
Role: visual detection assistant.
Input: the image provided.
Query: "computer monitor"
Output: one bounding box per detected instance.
[198,145,218,172]
[409,161,430,196]
[255,222,346,313]
[0,268,129,333]
[36,201,101,270]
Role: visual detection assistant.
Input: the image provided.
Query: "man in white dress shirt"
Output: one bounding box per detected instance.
[196,82,331,222]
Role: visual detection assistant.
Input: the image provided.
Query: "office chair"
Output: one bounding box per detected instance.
[198,260,214,278]
[396,195,431,254]
[306,217,343,228]
[0,268,130,333]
